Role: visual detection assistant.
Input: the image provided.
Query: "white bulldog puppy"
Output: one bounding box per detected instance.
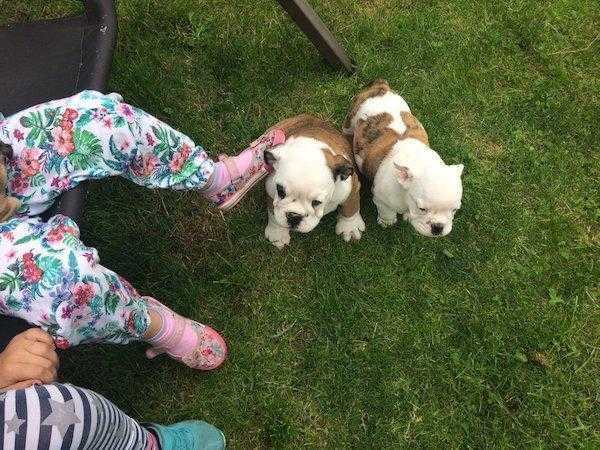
[264,115,365,249]
[343,79,464,237]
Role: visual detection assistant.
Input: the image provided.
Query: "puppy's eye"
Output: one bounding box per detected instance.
[418,207,428,213]
[276,184,286,199]
[312,200,322,208]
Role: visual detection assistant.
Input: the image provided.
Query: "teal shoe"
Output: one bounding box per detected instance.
[147,420,225,450]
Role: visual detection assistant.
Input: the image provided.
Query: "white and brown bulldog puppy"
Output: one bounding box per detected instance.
[264,115,365,249]
[343,79,464,237]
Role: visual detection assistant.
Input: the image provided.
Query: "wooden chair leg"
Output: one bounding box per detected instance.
[276,0,356,73]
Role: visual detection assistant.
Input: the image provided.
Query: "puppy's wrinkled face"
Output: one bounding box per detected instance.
[266,136,337,233]
[397,162,463,237]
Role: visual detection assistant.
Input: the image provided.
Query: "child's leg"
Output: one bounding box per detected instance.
[0,215,226,370]
[0,215,149,347]
[125,105,284,209]
[0,383,225,450]
[0,383,150,449]
[2,90,284,215]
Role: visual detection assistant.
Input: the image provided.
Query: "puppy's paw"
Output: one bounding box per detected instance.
[265,224,291,249]
[377,215,397,227]
[336,213,366,242]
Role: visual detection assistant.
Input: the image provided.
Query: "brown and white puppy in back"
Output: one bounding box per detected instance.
[0,144,21,221]
[264,115,365,249]
[343,79,464,237]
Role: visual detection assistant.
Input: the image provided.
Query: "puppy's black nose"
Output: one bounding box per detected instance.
[286,212,303,228]
[431,223,444,235]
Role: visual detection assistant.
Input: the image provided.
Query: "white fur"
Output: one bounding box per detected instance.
[264,210,291,249]
[373,138,463,237]
[264,135,363,248]
[335,212,366,242]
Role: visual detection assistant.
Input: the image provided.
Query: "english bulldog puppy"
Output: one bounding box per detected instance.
[264,115,365,249]
[343,79,464,237]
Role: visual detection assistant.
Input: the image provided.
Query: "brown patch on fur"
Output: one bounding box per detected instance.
[354,113,399,179]
[340,173,361,217]
[354,113,401,179]
[354,112,395,156]
[320,147,353,178]
[345,83,431,180]
[0,197,19,222]
[270,114,353,161]
[356,112,428,179]
[342,79,391,132]
[399,111,429,145]
[0,143,12,159]
[0,155,21,222]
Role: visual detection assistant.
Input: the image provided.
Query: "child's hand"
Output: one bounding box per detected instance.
[0,328,59,392]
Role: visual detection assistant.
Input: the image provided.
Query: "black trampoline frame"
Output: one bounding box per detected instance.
[0,0,117,225]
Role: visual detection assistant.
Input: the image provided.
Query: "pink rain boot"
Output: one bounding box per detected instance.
[144,298,227,371]
[205,128,285,210]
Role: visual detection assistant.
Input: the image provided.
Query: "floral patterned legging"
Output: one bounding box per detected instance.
[0,215,150,348]
[1,90,215,216]
[0,91,218,348]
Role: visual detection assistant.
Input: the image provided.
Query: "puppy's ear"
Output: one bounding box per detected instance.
[264,147,281,168]
[393,162,413,186]
[322,149,354,182]
[0,196,20,222]
[333,161,354,181]
[450,164,464,177]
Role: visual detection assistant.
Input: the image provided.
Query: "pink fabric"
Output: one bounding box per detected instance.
[147,303,176,344]
[202,146,259,195]
[254,128,285,148]
[202,161,232,195]
[147,306,200,358]
[201,128,286,199]
[146,430,159,450]
[228,148,255,176]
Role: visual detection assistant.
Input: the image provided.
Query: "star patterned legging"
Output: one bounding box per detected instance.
[0,383,152,450]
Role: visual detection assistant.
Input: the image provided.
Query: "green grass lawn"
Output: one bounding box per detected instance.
[2,0,599,447]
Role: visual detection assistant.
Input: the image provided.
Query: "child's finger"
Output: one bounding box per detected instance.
[0,379,41,393]
[21,328,55,347]
[13,362,56,385]
[26,342,59,366]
